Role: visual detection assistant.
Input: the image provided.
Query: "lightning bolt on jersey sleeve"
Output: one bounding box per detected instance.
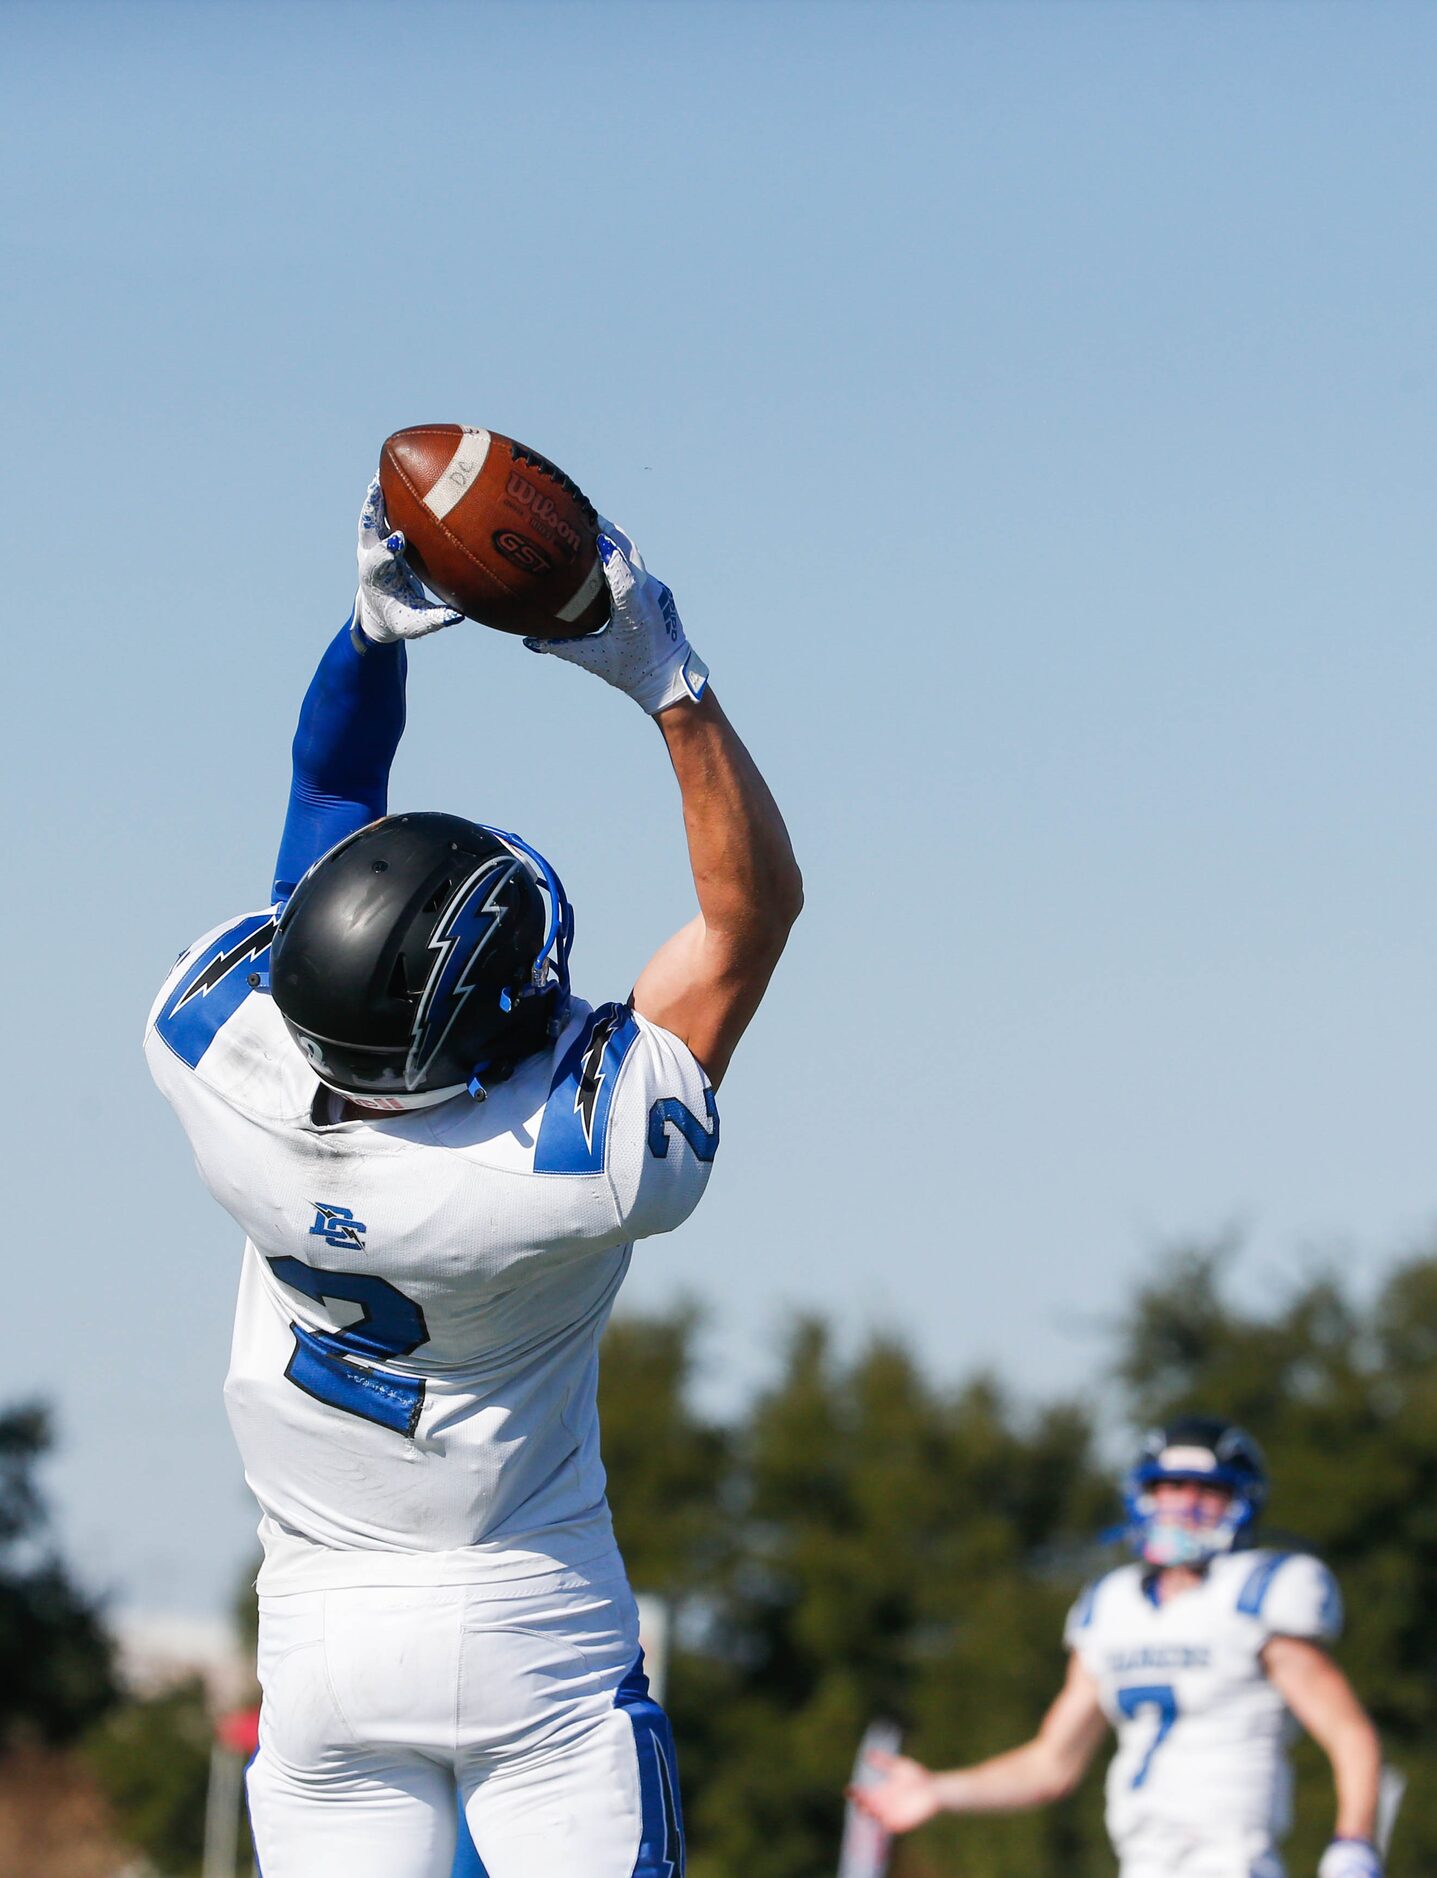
[1235,1551,1343,1645]
[147,909,287,1095]
[530,1003,718,1242]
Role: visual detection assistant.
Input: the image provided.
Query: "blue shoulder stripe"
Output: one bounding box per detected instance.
[533,1003,641,1175]
[1316,1564,1342,1635]
[1236,1551,1293,1616]
[153,912,276,1069]
[1069,1580,1100,1630]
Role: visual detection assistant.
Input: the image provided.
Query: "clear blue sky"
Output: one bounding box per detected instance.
[4,0,1435,1619]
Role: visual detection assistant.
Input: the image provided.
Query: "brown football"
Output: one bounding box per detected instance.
[378,425,610,639]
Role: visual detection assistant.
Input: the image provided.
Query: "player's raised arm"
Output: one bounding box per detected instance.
[633,688,800,1086]
[848,1652,1108,1834]
[271,478,462,902]
[525,523,801,1086]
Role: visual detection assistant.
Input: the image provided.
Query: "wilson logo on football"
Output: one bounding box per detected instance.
[505,473,583,554]
[491,530,554,577]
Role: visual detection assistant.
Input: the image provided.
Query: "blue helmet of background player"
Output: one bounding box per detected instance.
[270,812,574,1109]
[1120,1415,1268,1568]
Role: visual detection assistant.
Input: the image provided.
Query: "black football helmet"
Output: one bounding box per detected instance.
[269,812,573,1109]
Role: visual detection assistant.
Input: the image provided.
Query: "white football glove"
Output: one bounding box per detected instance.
[1318,1840,1383,1878]
[353,475,464,645]
[523,520,709,714]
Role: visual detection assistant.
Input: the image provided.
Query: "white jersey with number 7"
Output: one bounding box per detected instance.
[1065,1550,1341,1870]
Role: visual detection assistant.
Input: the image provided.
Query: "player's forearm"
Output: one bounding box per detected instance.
[930,1739,1081,1814]
[272,620,408,901]
[1326,1715,1382,1842]
[654,690,802,953]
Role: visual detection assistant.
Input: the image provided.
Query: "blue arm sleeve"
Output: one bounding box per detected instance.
[272,616,408,903]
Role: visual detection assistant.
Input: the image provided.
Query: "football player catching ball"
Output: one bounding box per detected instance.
[850,1418,1385,1878]
[145,478,801,1878]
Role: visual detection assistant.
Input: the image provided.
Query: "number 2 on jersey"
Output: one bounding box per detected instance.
[267,1257,429,1439]
[1116,1683,1178,1788]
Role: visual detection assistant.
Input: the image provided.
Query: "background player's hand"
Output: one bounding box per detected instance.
[523,521,709,714]
[354,475,464,644]
[1318,1841,1383,1878]
[845,1749,943,1835]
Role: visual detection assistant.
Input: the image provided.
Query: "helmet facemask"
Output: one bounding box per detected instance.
[1119,1419,1268,1569]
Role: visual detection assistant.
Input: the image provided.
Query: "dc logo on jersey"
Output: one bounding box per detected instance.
[309,1204,367,1251]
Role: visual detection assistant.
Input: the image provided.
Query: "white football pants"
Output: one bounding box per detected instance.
[246,1567,683,1878]
[1118,1831,1285,1878]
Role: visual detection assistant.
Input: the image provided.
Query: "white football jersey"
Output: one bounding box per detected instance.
[1065,1550,1342,1865]
[145,908,718,1595]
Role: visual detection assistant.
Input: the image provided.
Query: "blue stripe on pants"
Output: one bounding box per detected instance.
[614,1655,684,1877]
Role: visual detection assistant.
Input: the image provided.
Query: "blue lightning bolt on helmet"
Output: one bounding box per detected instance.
[1119,1415,1268,1568]
[270,812,573,1110]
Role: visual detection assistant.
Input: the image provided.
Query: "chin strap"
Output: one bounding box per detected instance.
[465,993,569,1104]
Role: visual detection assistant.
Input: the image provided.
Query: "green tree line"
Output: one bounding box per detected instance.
[3,1245,1435,1874]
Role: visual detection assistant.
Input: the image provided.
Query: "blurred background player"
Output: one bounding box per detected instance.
[850,1416,1385,1878]
[144,479,801,1878]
